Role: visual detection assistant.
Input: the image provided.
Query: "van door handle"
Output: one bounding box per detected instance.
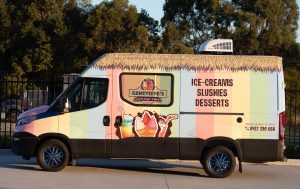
[103,116,110,126]
[115,116,122,127]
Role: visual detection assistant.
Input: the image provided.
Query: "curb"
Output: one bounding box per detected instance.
[260,159,300,166]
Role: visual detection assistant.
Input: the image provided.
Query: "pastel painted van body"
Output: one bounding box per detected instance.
[12,53,286,175]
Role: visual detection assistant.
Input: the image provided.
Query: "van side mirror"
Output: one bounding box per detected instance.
[63,98,70,113]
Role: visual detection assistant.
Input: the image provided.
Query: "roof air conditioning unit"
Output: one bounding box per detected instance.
[198,39,233,54]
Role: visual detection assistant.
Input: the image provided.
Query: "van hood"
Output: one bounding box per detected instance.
[18,105,50,120]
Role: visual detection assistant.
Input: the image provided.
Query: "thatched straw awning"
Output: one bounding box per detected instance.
[92,53,282,72]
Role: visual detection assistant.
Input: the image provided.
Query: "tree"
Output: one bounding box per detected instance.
[232,0,299,55]
[1,0,163,78]
[83,0,153,61]
[58,0,90,73]
[162,23,194,54]
[0,0,92,78]
[162,0,299,56]
[0,0,12,77]
[162,0,235,52]
[283,43,300,68]
[138,9,162,53]
[0,0,67,78]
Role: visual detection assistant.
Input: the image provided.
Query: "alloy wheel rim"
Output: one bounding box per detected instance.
[209,153,231,173]
[43,146,64,167]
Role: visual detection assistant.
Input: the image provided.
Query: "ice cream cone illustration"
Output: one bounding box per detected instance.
[134,111,158,137]
[158,114,178,137]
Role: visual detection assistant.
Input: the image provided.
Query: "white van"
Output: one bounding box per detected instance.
[12,53,286,178]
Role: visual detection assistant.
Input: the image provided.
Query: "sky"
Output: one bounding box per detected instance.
[92,0,164,21]
[93,0,300,42]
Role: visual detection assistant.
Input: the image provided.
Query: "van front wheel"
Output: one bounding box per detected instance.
[202,146,236,178]
[36,139,69,171]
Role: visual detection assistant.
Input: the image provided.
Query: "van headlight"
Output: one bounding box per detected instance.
[16,115,37,127]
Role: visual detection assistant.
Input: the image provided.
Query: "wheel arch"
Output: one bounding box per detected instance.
[200,137,242,162]
[35,133,72,157]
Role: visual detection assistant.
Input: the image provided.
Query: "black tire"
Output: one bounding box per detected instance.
[202,146,236,178]
[36,139,69,171]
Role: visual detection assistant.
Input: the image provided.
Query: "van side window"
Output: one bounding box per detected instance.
[64,78,109,113]
[81,79,109,110]
[120,73,174,107]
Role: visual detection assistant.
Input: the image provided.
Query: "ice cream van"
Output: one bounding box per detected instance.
[12,53,286,178]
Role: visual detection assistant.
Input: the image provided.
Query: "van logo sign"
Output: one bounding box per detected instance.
[129,78,167,104]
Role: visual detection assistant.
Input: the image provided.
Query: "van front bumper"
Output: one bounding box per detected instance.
[12,132,38,159]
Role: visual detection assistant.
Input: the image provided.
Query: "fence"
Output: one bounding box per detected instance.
[0,78,299,158]
[0,77,73,148]
[285,90,300,158]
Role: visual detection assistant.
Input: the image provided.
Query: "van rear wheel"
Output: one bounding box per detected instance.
[36,139,69,171]
[202,146,236,178]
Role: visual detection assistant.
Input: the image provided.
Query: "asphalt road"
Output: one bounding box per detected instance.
[0,150,300,189]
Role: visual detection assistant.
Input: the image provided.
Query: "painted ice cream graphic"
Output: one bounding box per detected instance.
[134,111,158,137]
[157,114,178,137]
[118,107,134,138]
[117,107,178,139]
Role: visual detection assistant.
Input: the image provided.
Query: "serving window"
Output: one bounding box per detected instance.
[120,73,174,107]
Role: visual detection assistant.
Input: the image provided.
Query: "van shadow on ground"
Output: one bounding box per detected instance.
[0,152,207,177]
[76,159,207,177]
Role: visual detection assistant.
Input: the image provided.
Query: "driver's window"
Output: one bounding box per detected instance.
[64,78,109,113]
[81,79,108,110]
[67,82,82,112]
